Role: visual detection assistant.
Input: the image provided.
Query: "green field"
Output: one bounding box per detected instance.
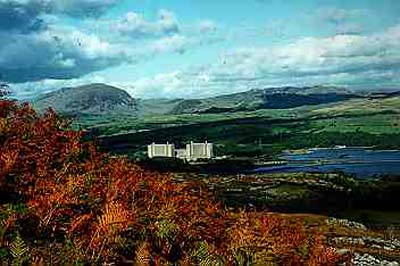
[310,114,400,134]
[72,96,400,159]
[75,96,400,135]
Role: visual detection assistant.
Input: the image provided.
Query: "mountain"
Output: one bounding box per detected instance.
[33,84,398,117]
[34,83,137,115]
[168,86,359,115]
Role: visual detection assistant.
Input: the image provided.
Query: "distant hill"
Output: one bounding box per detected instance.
[168,86,360,115]
[137,98,184,116]
[34,83,137,115]
[34,84,399,117]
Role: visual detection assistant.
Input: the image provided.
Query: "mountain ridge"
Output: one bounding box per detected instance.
[33,84,399,117]
[167,85,359,115]
[34,83,138,115]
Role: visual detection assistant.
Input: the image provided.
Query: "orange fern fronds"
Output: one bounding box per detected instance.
[134,241,152,266]
[98,201,132,233]
[0,149,19,173]
[308,236,343,265]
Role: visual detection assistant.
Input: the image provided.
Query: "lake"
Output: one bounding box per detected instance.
[253,147,400,178]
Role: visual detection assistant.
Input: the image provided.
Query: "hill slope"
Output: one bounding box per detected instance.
[168,86,359,115]
[34,83,137,115]
[137,98,184,116]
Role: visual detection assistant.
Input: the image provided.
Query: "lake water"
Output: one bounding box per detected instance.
[253,148,400,178]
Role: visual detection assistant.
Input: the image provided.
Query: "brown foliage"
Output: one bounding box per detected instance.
[0,100,344,265]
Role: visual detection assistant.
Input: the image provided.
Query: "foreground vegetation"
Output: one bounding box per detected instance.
[0,100,353,265]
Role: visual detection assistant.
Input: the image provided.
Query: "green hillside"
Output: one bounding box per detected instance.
[168,85,358,115]
[32,84,400,159]
[98,95,400,159]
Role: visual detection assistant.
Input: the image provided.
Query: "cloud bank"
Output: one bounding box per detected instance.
[124,24,400,98]
[2,1,400,99]
[0,1,215,85]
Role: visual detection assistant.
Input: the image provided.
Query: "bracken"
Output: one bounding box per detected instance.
[0,100,345,265]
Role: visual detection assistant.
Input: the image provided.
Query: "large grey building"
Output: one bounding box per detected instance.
[147,141,214,161]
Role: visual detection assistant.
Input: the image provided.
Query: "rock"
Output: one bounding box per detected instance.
[352,253,399,266]
[326,217,367,230]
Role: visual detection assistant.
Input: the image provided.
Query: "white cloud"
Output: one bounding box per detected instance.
[12,74,107,99]
[0,0,134,83]
[150,34,190,54]
[0,0,223,86]
[210,25,400,82]
[123,71,184,98]
[11,23,400,99]
[123,23,400,98]
[113,9,179,39]
[0,8,218,84]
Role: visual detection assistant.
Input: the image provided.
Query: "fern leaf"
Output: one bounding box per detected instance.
[98,201,131,232]
[10,234,28,259]
[134,241,152,266]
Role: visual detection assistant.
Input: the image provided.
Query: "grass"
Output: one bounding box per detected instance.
[309,114,400,134]
[312,97,400,116]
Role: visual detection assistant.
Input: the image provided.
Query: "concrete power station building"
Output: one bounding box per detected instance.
[147,142,175,158]
[148,141,214,161]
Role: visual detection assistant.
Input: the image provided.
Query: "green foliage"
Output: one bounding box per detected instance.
[0,247,8,260]
[329,173,357,187]
[287,131,400,150]
[156,219,178,242]
[99,111,400,162]
[190,241,223,266]
[10,234,29,265]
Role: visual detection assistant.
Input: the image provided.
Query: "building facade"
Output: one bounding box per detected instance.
[147,141,214,161]
[147,142,175,158]
[185,141,213,160]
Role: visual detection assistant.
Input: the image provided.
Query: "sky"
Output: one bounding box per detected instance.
[1,0,399,99]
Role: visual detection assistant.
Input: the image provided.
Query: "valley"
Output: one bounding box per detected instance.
[31,84,400,229]
[3,1,400,263]
[1,83,398,264]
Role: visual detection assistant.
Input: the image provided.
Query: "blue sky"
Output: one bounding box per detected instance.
[1,0,399,99]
